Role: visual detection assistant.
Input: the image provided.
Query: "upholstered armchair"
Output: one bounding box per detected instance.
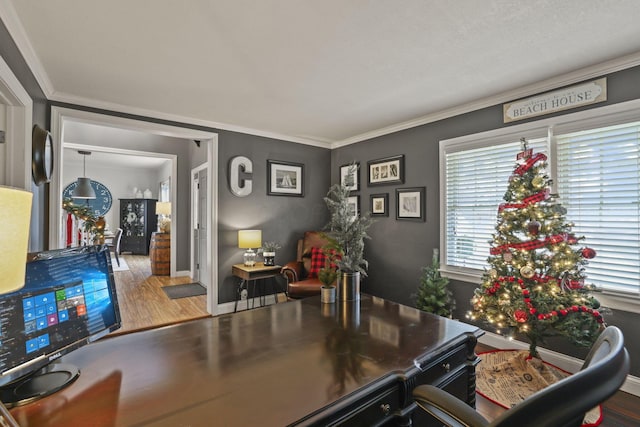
[281,231,332,299]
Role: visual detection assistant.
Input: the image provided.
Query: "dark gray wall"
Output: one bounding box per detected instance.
[334,65,640,376]
[217,130,330,303]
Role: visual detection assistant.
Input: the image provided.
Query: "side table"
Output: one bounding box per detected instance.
[231,263,283,312]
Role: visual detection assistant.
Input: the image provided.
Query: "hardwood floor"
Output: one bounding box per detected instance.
[475,343,640,426]
[109,254,210,335]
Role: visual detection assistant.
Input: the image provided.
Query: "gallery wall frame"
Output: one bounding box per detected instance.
[370,193,389,217]
[347,195,360,219]
[367,155,404,186]
[340,162,360,192]
[267,160,304,197]
[396,187,425,221]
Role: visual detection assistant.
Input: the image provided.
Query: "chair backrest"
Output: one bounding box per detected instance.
[296,231,330,273]
[491,326,629,427]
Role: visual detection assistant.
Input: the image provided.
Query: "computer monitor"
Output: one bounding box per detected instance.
[0,245,121,407]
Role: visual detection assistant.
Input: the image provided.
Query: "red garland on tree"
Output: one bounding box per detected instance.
[468,141,605,358]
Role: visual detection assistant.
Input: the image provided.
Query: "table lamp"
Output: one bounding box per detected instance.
[238,229,262,267]
[156,201,172,233]
[0,186,33,293]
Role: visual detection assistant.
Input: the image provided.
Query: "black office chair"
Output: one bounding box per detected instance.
[413,326,629,427]
[107,228,123,266]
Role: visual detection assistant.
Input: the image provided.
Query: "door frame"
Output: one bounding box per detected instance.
[64,142,177,274]
[0,55,32,190]
[50,106,220,315]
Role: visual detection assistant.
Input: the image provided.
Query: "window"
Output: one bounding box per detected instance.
[440,100,640,302]
[444,139,546,271]
[556,122,640,295]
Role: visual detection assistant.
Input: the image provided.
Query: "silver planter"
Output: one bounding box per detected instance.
[338,271,360,301]
[321,285,336,303]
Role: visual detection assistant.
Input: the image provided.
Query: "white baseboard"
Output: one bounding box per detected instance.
[478,332,640,397]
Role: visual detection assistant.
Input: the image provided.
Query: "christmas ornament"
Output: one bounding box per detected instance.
[503,252,513,262]
[532,176,545,189]
[520,265,535,278]
[514,309,528,323]
[582,248,597,259]
[527,220,541,236]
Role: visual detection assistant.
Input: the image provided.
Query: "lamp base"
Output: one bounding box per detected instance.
[243,249,257,267]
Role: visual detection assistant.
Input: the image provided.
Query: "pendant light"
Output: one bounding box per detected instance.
[72,150,96,199]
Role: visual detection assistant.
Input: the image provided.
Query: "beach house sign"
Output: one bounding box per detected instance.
[503,78,607,123]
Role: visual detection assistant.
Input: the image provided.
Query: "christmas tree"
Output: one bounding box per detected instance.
[416,249,455,318]
[468,141,605,358]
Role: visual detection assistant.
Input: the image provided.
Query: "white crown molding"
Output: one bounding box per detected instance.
[54,105,218,142]
[0,0,54,97]
[479,331,640,397]
[50,90,333,149]
[332,51,640,149]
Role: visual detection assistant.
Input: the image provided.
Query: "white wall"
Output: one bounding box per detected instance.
[63,151,164,231]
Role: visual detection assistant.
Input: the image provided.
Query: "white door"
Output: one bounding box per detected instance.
[192,167,209,286]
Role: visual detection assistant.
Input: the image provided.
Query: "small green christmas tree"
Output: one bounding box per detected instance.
[324,164,374,275]
[468,141,604,358]
[416,249,455,317]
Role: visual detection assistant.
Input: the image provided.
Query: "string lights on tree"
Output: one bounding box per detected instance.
[467,139,606,358]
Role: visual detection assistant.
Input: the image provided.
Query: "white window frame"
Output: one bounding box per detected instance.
[440,99,640,314]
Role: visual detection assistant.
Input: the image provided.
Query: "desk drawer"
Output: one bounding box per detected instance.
[343,387,401,426]
[415,343,470,387]
[320,385,401,427]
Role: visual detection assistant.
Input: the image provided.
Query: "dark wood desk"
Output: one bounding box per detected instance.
[10,295,482,426]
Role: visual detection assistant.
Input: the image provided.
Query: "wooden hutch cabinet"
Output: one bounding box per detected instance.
[119,199,157,255]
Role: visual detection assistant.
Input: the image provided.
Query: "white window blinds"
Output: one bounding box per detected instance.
[444,139,547,271]
[556,122,640,295]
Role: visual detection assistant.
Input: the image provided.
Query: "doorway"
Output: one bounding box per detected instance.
[50,106,220,315]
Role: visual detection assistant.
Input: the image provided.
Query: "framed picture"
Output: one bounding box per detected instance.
[396,187,425,221]
[340,162,360,191]
[347,195,360,219]
[267,160,304,197]
[370,193,388,217]
[367,155,404,186]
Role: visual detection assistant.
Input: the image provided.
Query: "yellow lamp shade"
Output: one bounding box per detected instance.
[156,201,171,216]
[0,186,33,293]
[238,230,262,249]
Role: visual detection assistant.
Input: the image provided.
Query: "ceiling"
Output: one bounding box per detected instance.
[64,148,169,170]
[3,1,640,146]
